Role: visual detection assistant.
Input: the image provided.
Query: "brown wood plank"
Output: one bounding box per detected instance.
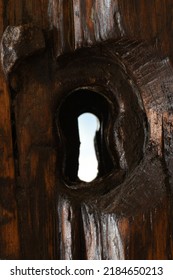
[119,0,173,61]
[0,0,173,260]
[0,68,20,259]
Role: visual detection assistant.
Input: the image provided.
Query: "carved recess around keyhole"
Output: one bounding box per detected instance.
[56,83,148,190]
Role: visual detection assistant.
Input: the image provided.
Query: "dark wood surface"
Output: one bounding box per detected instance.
[0,0,173,259]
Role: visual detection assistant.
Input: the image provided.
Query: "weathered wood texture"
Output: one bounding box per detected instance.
[1,1,173,58]
[0,0,173,259]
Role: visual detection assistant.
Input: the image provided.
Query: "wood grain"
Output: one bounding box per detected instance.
[0,0,173,259]
[0,68,19,259]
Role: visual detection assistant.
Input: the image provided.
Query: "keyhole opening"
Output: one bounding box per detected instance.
[57,88,118,185]
[78,113,100,182]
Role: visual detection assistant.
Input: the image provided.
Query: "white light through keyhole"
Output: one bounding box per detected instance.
[78,113,100,182]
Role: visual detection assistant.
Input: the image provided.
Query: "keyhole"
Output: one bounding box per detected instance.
[57,88,117,185]
[78,113,100,182]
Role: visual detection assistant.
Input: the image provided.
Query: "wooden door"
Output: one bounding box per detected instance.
[0,0,173,260]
